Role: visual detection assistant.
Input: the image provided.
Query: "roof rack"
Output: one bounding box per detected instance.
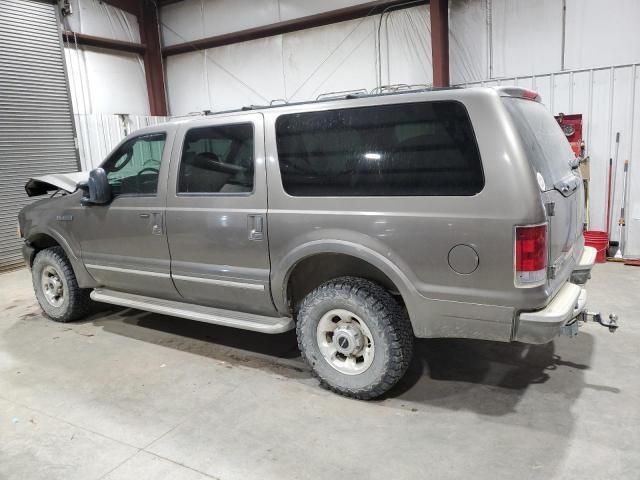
[370,83,431,94]
[169,85,466,120]
[315,89,368,101]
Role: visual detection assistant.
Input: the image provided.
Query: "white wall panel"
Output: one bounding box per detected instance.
[64,46,149,115]
[491,0,562,78]
[283,16,377,102]
[565,0,640,71]
[515,77,534,90]
[202,0,280,39]
[160,0,204,46]
[62,0,148,116]
[63,0,140,42]
[552,72,572,115]
[207,36,286,110]
[379,5,432,87]
[628,67,640,257]
[588,69,613,233]
[279,0,370,21]
[165,51,209,114]
[161,0,371,47]
[449,0,487,84]
[571,71,591,119]
[165,5,433,115]
[608,66,635,247]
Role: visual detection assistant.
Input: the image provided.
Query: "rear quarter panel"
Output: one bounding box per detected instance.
[264,88,551,341]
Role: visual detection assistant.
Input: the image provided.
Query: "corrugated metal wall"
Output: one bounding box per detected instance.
[462,63,640,257]
[0,0,79,271]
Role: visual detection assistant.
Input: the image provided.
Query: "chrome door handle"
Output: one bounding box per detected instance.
[139,213,150,218]
[248,214,264,241]
[151,212,163,235]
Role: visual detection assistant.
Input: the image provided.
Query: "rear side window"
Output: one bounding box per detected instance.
[178,123,254,194]
[502,98,574,190]
[275,101,483,196]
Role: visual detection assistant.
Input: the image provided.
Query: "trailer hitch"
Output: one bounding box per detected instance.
[584,312,619,333]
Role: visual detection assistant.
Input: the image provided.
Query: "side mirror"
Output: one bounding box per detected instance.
[79,168,111,205]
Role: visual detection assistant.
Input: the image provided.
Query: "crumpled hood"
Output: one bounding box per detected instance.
[25,172,89,197]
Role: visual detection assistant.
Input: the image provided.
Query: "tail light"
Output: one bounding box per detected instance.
[515,224,547,287]
[520,89,540,101]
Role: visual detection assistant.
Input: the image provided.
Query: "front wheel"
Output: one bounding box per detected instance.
[32,247,92,322]
[296,277,414,400]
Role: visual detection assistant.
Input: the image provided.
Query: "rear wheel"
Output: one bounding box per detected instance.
[32,247,92,322]
[296,277,413,399]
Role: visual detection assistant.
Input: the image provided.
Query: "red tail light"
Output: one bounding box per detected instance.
[521,89,540,101]
[515,224,547,286]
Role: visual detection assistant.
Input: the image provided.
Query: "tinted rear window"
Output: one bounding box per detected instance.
[502,98,574,189]
[275,101,484,196]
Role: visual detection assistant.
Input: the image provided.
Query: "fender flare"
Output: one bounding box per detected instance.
[271,239,420,318]
[27,227,98,288]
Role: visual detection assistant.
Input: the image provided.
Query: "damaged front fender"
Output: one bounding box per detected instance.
[25,172,89,197]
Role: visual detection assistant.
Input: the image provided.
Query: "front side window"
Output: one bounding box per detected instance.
[178,123,254,194]
[275,101,484,196]
[102,133,166,196]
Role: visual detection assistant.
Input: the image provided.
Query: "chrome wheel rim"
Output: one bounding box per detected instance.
[316,309,375,375]
[41,265,64,307]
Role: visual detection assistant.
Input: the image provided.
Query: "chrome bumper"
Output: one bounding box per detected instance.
[570,245,597,285]
[515,283,587,344]
[514,246,596,344]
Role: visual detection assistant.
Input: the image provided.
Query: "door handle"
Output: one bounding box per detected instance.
[151,212,163,235]
[140,212,163,235]
[248,214,264,241]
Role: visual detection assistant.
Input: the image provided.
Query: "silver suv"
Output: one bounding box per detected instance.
[18,86,597,399]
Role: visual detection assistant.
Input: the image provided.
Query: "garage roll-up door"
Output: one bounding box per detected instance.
[0,0,79,271]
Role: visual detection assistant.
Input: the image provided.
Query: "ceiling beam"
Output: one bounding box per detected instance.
[163,0,428,56]
[61,31,146,55]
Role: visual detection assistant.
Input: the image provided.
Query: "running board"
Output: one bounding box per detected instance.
[90,288,294,334]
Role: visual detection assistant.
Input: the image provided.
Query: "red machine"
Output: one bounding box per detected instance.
[555,113,584,158]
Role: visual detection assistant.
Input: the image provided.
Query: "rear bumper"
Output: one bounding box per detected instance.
[570,246,597,285]
[514,283,586,343]
[514,246,596,344]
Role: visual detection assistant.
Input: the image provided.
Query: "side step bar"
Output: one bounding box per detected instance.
[90,288,294,334]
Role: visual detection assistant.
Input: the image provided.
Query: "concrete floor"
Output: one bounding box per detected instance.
[0,263,638,480]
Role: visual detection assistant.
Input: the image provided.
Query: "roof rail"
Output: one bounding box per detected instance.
[370,83,431,95]
[241,104,269,111]
[315,88,368,101]
[169,85,467,120]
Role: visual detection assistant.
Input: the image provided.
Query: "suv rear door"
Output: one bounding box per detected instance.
[502,95,585,285]
[165,113,277,316]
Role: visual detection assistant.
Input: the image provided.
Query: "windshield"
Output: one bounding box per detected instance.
[502,98,575,190]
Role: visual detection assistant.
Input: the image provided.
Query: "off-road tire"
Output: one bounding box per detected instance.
[296,276,414,400]
[32,247,92,322]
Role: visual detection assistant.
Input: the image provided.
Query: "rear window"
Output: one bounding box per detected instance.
[275,101,484,196]
[502,98,574,190]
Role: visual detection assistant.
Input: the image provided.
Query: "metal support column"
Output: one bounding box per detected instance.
[430,0,450,87]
